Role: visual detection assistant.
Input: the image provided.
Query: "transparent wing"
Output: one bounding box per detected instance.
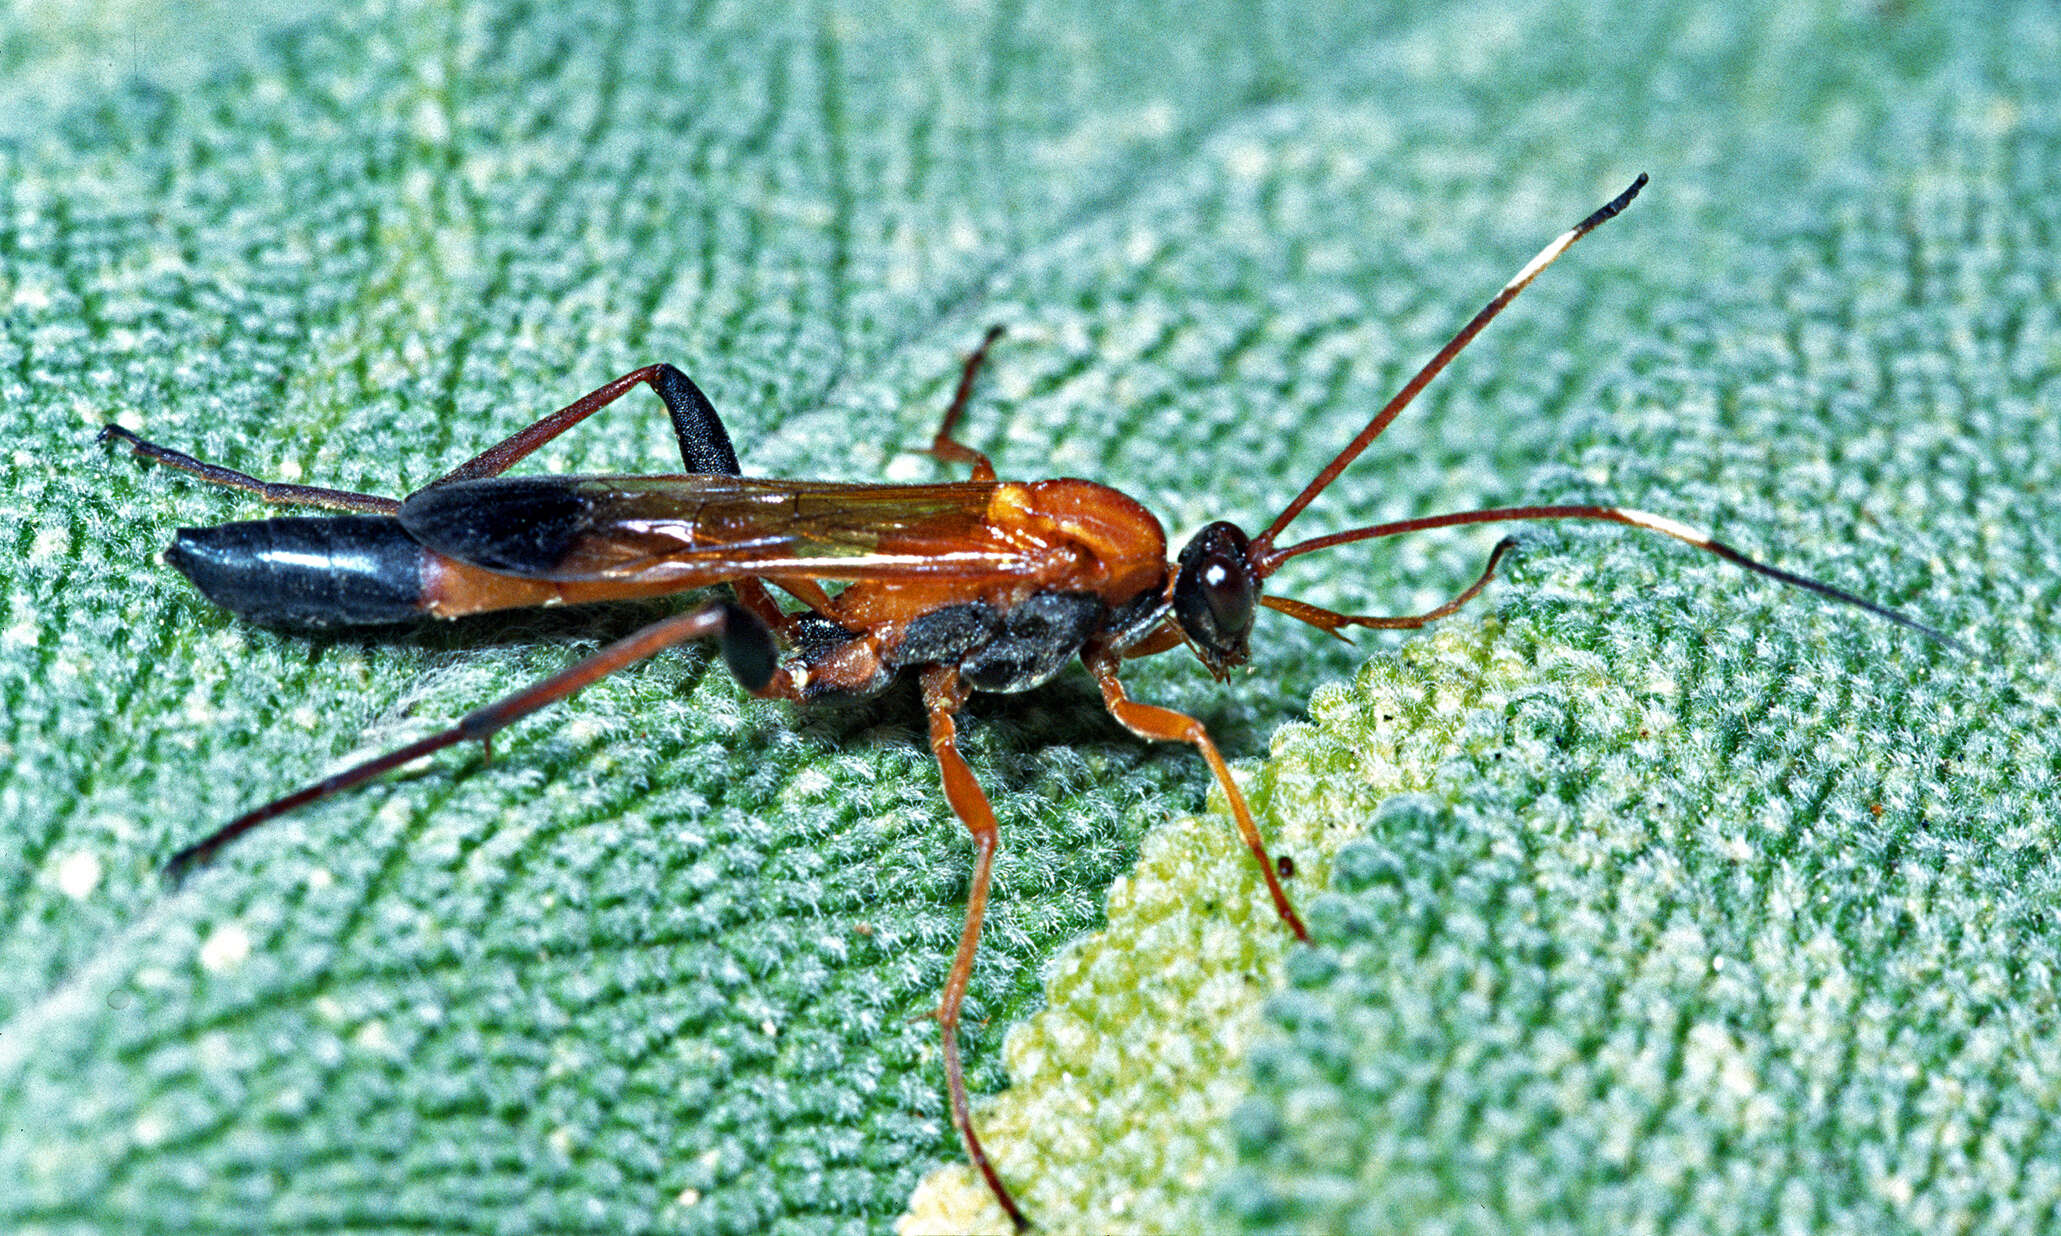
[398,475,1035,586]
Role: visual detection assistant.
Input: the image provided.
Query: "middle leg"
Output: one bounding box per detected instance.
[917,665,1030,1231]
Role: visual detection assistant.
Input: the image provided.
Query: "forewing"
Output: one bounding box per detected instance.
[398,475,1028,585]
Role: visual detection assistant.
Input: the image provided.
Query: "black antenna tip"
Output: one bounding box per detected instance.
[162,842,209,888]
[1699,537,1967,655]
[1579,174,1649,231]
[162,859,194,891]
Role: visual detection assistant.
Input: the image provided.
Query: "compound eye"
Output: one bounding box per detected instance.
[1173,521,1256,665]
[1197,550,1253,636]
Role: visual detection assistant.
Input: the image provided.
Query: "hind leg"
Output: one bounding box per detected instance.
[433,363,740,484]
[98,424,401,514]
[917,665,1030,1230]
[165,600,780,880]
[104,362,742,515]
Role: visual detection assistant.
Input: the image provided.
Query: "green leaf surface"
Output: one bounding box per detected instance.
[2,2,2052,1234]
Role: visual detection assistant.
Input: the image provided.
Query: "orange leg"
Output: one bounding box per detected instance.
[918,666,1029,1231]
[927,325,1004,482]
[1261,536,1517,638]
[1117,623,1184,659]
[1085,649,1308,942]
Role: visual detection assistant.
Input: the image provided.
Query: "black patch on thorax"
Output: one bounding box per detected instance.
[889,602,1000,669]
[957,591,1105,694]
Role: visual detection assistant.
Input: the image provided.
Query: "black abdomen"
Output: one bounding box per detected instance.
[165,517,429,628]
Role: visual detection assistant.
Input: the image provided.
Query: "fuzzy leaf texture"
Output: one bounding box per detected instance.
[0,2,2052,1235]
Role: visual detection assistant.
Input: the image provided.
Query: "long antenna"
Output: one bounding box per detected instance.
[1249,174,1648,560]
[1252,503,1962,649]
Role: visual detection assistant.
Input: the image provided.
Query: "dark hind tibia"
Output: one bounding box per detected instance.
[716,600,778,692]
[652,364,740,476]
[165,517,429,628]
[434,364,742,486]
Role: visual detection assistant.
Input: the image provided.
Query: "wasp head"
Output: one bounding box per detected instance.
[1171,520,1257,679]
